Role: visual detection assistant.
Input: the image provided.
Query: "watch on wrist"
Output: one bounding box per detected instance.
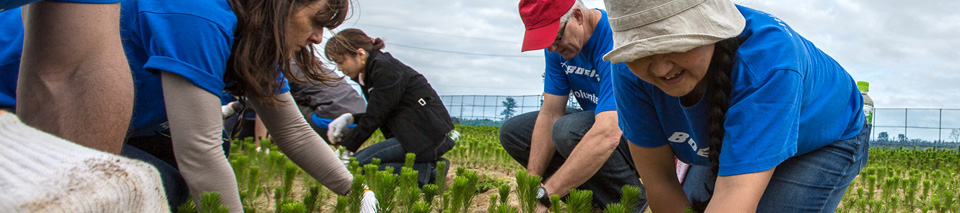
[536,186,552,208]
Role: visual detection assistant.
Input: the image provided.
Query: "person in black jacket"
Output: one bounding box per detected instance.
[325,28,456,186]
[286,62,366,143]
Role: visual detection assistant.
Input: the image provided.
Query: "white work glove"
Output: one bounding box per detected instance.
[327,113,354,145]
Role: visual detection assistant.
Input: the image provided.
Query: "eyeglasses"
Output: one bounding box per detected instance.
[552,21,569,46]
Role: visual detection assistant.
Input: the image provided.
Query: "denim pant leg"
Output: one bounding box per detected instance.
[553,111,646,211]
[353,138,408,166]
[499,109,578,179]
[354,137,453,186]
[683,124,871,212]
[756,124,870,212]
[120,144,189,210]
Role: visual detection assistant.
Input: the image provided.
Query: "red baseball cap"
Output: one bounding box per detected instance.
[519,0,575,52]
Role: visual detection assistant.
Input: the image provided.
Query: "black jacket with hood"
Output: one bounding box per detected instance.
[341,50,454,156]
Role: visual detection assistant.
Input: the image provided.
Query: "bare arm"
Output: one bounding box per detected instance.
[18,2,133,154]
[248,93,352,196]
[542,110,621,197]
[527,93,568,176]
[161,72,242,212]
[705,168,775,212]
[630,143,689,213]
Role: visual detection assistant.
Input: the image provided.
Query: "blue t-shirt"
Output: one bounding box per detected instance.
[543,9,618,114]
[0,8,23,108]
[613,5,864,176]
[0,0,289,134]
[1,0,120,12]
[120,0,287,134]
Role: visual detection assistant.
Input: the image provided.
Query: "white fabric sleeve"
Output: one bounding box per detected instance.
[0,112,168,212]
[161,72,243,212]
[248,92,353,195]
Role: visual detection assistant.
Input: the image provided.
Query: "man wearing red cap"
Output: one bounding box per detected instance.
[499,0,646,211]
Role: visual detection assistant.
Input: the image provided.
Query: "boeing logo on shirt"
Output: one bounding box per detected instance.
[668,132,710,157]
[561,62,601,82]
[571,89,599,105]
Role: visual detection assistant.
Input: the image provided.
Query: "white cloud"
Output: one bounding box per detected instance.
[319,0,960,109]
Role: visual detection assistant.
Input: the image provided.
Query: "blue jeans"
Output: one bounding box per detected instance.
[120,129,231,210]
[353,136,456,186]
[683,124,871,212]
[500,110,646,211]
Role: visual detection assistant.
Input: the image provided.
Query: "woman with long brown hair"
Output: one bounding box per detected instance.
[20,0,353,211]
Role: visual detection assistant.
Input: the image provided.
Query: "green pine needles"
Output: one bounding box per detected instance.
[566,189,593,213]
[514,170,542,213]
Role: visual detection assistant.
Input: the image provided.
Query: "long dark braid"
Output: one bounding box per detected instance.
[690,37,742,212]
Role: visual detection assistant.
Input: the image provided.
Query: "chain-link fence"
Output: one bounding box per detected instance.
[440,95,960,150]
[871,108,960,149]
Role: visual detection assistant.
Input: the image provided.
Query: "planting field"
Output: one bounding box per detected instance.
[181,125,959,212]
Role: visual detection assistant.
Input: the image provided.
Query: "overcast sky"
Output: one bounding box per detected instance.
[321,0,960,111]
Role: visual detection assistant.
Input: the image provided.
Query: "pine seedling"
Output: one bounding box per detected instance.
[550,194,563,213]
[401,186,422,213]
[496,205,519,213]
[364,163,379,190]
[302,186,320,212]
[335,196,349,213]
[405,152,417,168]
[347,173,365,213]
[515,170,542,213]
[498,184,510,205]
[619,185,642,211]
[177,198,197,213]
[412,201,432,213]
[280,202,307,213]
[449,168,480,213]
[400,167,419,192]
[200,192,230,213]
[282,162,299,198]
[437,159,449,194]
[488,194,500,213]
[373,171,399,212]
[423,184,440,206]
[442,192,452,210]
[246,166,260,199]
[349,157,361,175]
[566,189,592,213]
[274,188,285,213]
[449,177,469,213]
[603,203,626,213]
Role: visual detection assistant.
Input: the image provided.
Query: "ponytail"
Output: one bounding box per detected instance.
[691,37,741,212]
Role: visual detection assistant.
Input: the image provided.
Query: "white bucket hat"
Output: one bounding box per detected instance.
[602,0,746,63]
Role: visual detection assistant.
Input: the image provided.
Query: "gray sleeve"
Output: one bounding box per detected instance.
[161,72,243,212]
[248,92,353,195]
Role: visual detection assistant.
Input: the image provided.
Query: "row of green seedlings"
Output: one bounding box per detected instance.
[486,170,644,213]
[175,136,332,212]
[445,126,519,171]
[330,148,491,213]
[838,147,960,212]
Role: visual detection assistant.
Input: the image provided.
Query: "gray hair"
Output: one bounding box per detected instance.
[560,0,589,22]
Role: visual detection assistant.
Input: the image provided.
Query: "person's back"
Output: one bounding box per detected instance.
[287,63,366,141]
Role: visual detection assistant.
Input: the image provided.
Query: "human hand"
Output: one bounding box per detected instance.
[327,113,354,145]
[535,203,549,213]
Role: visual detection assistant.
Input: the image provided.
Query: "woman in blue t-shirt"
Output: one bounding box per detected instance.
[603,0,869,212]
[0,1,354,210]
[108,0,354,211]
